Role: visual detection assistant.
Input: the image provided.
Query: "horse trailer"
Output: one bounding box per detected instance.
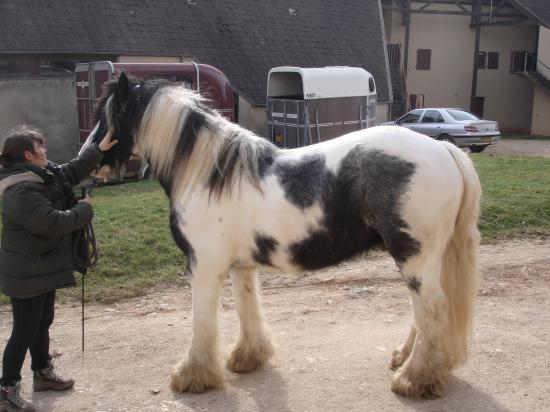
[75,61,235,178]
[266,66,377,148]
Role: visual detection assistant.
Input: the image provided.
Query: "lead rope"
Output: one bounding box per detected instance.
[73,186,98,356]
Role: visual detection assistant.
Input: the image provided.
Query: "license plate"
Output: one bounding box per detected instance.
[481,136,492,143]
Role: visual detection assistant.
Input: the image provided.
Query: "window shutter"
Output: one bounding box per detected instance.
[478,52,486,69]
[488,52,499,69]
[416,49,431,70]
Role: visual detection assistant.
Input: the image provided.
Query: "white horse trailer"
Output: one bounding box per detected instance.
[266,66,377,148]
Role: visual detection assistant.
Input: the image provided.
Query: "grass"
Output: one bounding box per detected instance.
[0,153,549,303]
[471,154,550,240]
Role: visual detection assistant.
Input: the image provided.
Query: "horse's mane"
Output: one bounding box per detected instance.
[135,85,277,203]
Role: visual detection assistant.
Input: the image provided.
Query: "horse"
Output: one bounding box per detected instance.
[81,73,481,398]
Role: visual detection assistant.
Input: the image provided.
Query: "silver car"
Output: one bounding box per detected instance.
[383,108,500,152]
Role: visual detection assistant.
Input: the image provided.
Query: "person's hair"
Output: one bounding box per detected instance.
[0,125,45,167]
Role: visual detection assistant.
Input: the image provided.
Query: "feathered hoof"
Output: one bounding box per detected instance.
[390,349,408,371]
[390,368,446,399]
[170,359,225,393]
[226,339,274,373]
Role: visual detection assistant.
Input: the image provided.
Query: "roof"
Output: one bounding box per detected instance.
[268,66,376,99]
[0,0,391,106]
[511,0,550,28]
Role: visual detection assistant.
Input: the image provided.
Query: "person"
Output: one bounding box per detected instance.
[0,125,116,411]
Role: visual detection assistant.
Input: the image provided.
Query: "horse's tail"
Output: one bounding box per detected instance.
[441,142,481,368]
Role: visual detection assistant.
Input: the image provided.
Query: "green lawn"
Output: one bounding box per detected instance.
[0,153,549,303]
[472,154,550,240]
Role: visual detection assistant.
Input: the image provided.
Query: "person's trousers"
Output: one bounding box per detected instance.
[1,290,55,386]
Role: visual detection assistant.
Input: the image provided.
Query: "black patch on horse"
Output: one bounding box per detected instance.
[208,134,277,199]
[252,232,279,266]
[406,276,421,293]
[257,144,277,178]
[288,148,421,270]
[275,154,328,209]
[176,110,207,166]
[170,210,196,275]
[208,131,242,198]
[158,109,208,197]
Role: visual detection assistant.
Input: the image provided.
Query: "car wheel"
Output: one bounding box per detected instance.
[438,134,455,144]
[470,145,487,153]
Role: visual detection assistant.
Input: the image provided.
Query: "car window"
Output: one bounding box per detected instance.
[400,110,423,124]
[421,110,445,123]
[446,109,479,121]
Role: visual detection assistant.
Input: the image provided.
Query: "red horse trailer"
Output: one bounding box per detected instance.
[75,61,235,178]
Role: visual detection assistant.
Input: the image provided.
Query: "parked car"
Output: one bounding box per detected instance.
[383,108,500,152]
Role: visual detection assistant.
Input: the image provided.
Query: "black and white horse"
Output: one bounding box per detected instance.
[81,73,481,398]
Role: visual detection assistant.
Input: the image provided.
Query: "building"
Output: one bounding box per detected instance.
[382,0,550,134]
[0,0,392,162]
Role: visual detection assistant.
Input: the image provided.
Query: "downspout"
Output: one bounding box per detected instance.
[403,0,411,77]
[470,0,482,111]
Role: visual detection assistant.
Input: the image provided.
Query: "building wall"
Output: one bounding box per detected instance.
[531,27,550,136]
[385,6,538,132]
[238,97,267,136]
[376,102,390,125]
[0,78,79,163]
[477,25,536,133]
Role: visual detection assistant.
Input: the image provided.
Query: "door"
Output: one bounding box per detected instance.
[416,109,445,137]
[398,109,424,132]
[471,96,484,118]
[75,62,114,146]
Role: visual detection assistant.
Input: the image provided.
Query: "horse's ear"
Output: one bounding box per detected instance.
[117,72,131,100]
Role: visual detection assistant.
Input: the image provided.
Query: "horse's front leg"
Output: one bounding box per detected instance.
[171,264,227,393]
[227,267,274,373]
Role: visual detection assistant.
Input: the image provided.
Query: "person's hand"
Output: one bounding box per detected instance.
[78,194,92,206]
[98,130,118,152]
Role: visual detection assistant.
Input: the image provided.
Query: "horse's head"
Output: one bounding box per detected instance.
[80,72,141,179]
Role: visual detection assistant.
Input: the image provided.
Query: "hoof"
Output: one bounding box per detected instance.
[226,340,274,373]
[390,349,408,371]
[170,360,224,393]
[391,368,446,399]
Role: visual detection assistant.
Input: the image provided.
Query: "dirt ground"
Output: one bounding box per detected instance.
[1,138,549,412]
[0,238,548,412]
[484,138,550,158]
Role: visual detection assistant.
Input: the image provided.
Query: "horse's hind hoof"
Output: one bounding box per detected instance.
[226,339,274,373]
[390,370,445,399]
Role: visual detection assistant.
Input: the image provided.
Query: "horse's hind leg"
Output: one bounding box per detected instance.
[391,324,416,371]
[171,266,226,393]
[227,267,274,373]
[391,253,451,398]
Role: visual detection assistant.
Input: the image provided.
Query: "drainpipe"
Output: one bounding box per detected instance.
[470,0,482,112]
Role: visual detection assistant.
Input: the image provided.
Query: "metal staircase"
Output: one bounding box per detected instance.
[387,44,408,119]
[510,51,550,94]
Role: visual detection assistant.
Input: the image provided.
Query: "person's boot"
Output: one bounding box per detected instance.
[32,359,74,392]
[0,381,36,412]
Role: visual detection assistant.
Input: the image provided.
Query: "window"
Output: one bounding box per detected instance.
[421,110,445,123]
[446,109,479,121]
[478,52,486,69]
[416,49,431,70]
[409,93,424,109]
[399,110,423,124]
[487,52,499,69]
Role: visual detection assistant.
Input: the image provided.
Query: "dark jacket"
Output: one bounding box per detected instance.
[0,144,103,298]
